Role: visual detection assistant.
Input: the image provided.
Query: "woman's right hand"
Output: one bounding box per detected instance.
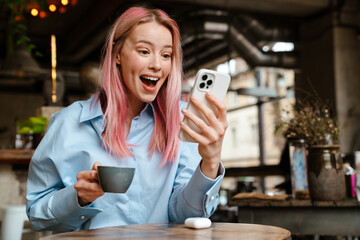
[74,162,104,206]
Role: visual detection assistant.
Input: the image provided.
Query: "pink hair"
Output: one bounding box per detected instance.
[97,7,182,164]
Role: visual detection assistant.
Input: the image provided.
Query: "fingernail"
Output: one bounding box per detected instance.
[182,108,187,113]
[191,96,197,102]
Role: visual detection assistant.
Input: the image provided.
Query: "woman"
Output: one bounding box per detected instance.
[26,6,228,233]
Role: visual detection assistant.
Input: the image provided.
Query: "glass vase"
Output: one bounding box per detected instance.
[289,139,309,199]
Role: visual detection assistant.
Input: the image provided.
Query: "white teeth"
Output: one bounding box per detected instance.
[142,76,159,81]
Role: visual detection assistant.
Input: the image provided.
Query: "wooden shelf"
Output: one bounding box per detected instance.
[0,149,34,165]
[225,165,287,177]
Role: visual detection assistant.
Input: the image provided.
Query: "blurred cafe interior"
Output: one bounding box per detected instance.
[0,0,360,239]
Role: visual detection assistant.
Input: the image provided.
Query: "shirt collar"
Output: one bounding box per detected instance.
[79,95,104,123]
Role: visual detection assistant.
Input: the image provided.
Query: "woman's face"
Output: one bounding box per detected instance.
[117,21,173,111]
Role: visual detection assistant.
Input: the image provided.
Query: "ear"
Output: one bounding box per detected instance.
[115,54,121,65]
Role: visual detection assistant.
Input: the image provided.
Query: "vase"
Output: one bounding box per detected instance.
[307,145,346,201]
[289,139,309,199]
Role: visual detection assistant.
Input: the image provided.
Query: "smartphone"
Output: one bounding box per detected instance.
[179,69,231,142]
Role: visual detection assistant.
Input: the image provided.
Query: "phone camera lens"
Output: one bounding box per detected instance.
[207,80,213,86]
[199,82,206,89]
[202,74,208,81]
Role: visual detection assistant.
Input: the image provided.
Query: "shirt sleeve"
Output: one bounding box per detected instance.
[168,141,225,222]
[26,111,102,232]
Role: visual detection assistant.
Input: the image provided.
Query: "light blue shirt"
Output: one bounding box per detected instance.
[26,96,224,233]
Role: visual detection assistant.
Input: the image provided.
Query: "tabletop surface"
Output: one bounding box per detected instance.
[0,149,34,165]
[40,222,291,240]
[230,198,360,207]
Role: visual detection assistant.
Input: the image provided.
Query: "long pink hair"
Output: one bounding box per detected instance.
[97,7,182,164]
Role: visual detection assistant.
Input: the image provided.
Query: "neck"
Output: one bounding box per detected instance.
[127,100,146,120]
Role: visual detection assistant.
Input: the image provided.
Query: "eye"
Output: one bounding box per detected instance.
[138,49,149,55]
[162,53,172,60]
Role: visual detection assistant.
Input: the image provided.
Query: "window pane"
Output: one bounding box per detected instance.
[222,105,259,167]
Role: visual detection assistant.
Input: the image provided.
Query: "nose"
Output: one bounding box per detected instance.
[149,54,161,71]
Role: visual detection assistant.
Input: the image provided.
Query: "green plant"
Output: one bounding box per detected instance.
[16,116,48,134]
[276,99,339,146]
[3,0,46,57]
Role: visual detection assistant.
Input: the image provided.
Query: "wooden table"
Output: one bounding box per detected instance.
[40,222,291,240]
[230,198,360,236]
[0,149,34,165]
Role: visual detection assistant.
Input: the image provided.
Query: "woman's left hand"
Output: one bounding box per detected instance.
[180,92,228,179]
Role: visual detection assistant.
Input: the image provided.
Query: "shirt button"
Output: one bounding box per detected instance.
[210,196,215,201]
[80,216,85,220]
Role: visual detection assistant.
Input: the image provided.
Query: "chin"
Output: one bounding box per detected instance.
[140,95,157,103]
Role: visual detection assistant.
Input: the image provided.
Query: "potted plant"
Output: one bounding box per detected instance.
[16,116,48,149]
[277,99,346,201]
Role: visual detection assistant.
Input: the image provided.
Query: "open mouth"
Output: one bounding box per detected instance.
[140,76,159,87]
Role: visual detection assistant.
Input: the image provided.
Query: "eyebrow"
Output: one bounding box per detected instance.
[136,40,172,49]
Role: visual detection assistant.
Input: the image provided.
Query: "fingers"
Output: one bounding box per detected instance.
[77,162,101,182]
[181,109,218,144]
[180,121,211,145]
[181,93,228,143]
[74,179,104,206]
[191,95,218,123]
[92,162,101,181]
[77,170,98,181]
[75,179,103,193]
[75,162,104,206]
[202,93,228,136]
[205,92,228,123]
[92,161,102,171]
[191,94,227,128]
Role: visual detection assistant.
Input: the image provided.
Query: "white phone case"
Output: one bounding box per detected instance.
[179,69,231,142]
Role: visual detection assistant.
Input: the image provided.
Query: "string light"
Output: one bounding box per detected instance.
[30,9,39,16]
[51,35,57,103]
[29,0,77,17]
[39,11,47,18]
[59,7,66,13]
[49,4,57,12]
